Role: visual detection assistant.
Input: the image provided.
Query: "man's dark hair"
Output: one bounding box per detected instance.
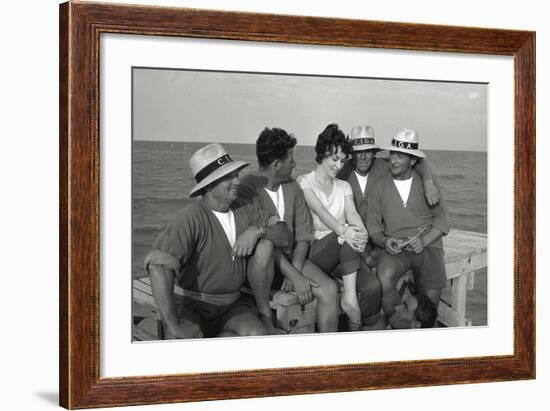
[414,294,438,328]
[256,127,297,168]
[314,123,353,164]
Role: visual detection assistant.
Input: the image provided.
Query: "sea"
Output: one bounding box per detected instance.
[133,141,487,326]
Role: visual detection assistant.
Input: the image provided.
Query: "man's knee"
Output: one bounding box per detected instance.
[249,239,274,271]
[315,278,338,302]
[377,264,400,293]
[255,239,274,259]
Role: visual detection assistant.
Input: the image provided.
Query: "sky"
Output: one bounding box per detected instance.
[133,68,487,152]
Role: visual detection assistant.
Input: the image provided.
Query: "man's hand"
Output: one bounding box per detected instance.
[405,236,424,254]
[280,278,294,293]
[291,275,319,305]
[385,237,402,255]
[423,179,440,206]
[165,319,204,339]
[232,226,261,258]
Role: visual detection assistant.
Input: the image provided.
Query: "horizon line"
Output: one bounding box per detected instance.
[133,139,487,153]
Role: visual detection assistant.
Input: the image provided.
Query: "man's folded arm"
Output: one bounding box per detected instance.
[148,263,181,333]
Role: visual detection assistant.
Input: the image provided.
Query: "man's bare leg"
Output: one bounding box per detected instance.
[301,260,339,332]
[247,239,277,334]
[377,255,408,317]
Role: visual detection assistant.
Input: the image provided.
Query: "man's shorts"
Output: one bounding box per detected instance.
[379,246,447,292]
[308,232,361,277]
[178,295,255,338]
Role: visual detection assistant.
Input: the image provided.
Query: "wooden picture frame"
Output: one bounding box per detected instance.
[59,1,535,408]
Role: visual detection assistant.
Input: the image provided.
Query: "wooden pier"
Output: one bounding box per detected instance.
[439,229,487,327]
[132,229,487,340]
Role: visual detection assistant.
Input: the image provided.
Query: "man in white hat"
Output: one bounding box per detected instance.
[366,128,450,327]
[338,125,440,223]
[336,125,440,329]
[235,127,340,333]
[145,143,290,339]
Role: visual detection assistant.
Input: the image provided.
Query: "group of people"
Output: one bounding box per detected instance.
[144,123,450,339]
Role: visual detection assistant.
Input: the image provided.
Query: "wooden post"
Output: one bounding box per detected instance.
[451,275,469,327]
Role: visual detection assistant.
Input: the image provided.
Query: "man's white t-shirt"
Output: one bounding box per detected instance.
[393,177,413,208]
[264,185,285,220]
[211,210,236,247]
[354,171,369,195]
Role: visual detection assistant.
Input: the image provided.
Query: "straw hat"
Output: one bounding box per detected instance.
[188,143,249,197]
[349,125,380,151]
[383,128,426,158]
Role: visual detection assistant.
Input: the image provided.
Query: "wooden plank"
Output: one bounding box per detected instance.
[444,229,487,241]
[133,300,159,319]
[451,275,469,321]
[445,252,487,280]
[132,320,159,341]
[133,286,157,308]
[134,279,154,297]
[438,301,471,327]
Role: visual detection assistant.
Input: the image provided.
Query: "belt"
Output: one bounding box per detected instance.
[182,289,241,306]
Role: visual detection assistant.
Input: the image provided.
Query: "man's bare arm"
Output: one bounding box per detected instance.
[291,240,309,273]
[415,159,440,206]
[149,264,203,339]
[273,248,318,305]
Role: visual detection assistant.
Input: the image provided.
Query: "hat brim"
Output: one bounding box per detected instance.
[352,144,381,152]
[189,160,249,197]
[382,146,426,158]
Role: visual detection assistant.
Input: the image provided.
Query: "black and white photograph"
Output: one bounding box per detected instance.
[131,67,487,341]
[4,0,545,410]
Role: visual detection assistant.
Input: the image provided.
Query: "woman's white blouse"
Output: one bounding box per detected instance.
[297,171,353,240]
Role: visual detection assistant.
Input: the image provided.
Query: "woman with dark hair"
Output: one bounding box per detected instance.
[297,124,369,331]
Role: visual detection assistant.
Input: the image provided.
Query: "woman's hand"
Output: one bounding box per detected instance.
[343,225,368,252]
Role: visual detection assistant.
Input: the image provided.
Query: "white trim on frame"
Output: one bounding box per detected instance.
[100,33,513,378]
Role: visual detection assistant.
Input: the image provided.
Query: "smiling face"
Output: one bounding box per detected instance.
[321,146,348,179]
[207,170,240,203]
[352,149,376,176]
[389,151,417,180]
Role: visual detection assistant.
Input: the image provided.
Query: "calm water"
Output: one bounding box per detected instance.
[133,141,487,325]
